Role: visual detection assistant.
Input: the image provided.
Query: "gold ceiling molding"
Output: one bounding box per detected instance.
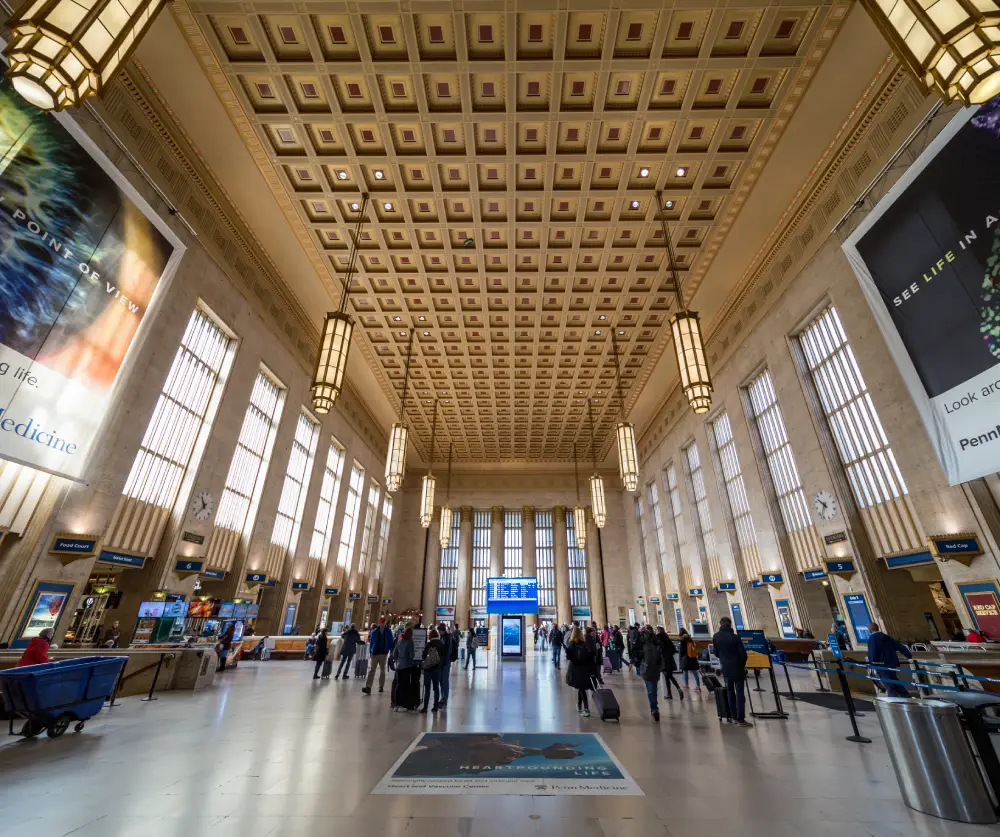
[599,0,852,442]
[167,0,404,436]
[636,63,933,462]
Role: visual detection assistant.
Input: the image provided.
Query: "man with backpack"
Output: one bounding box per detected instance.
[362,616,395,695]
[549,624,564,668]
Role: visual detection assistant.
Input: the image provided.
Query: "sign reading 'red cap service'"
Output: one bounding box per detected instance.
[844,96,1000,485]
[0,76,182,482]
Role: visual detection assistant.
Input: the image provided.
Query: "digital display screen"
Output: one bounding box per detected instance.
[187,600,213,618]
[162,601,187,619]
[218,602,236,619]
[486,577,539,615]
[138,601,165,618]
[246,604,260,619]
[501,616,523,656]
[233,603,249,619]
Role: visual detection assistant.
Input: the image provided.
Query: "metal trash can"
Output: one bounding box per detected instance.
[875,697,997,824]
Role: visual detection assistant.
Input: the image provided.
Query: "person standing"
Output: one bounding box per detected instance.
[437,623,454,708]
[585,626,604,684]
[362,616,396,694]
[335,623,361,680]
[465,626,478,670]
[539,624,548,652]
[99,621,121,648]
[565,626,597,717]
[626,623,639,668]
[713,617,752,727]
[866,621,912,698]
[550,623,564,668]
[678,628,702,692]
[312,628,330,679]
[611,626,625,673]
[631,624,647,678]
[216,624,236,672]
[420,628,445,713]
[16,628,54,667]
[392,626,420,711]
[656,627,683,700]
[642,626,665,721]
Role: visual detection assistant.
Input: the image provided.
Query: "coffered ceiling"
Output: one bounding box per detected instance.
[134,0,881,464]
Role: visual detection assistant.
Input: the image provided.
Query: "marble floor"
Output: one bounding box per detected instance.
[1,649,999,837]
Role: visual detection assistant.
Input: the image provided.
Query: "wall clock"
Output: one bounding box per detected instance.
[813,490,838,521]
[191,491,214,521]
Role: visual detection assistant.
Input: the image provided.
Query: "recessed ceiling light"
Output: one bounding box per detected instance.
[384,202,394,210]
[664,199,674,209]
[350,202,360,210]
[598,315,606,320]
[676,166,687,177]
[418,315,426,321]
[423,331,430,336]
[337,170,348,180]
[393,316,401,321]
[373,169,385,179]
[399,331,406,336]
[630,200,640,209]
[618,330,625,335]
[595,329,602,335]
[639,167,650,177]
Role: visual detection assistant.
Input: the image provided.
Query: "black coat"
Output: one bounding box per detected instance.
[314,633,330,661]
[642,636,664,682]
[422,638,444,671]
[712,627,748,679]
[678,635,700,671]
[657,634,677,674]
[612,629,625,652]
[565,640,597,690]
[439,631,453,664]
[340,628,361,655]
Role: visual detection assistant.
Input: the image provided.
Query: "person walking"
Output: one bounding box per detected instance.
[550,623,564,668]
[611,626,625,673]
[565,626,597,717]
[362,616,396,694]
[585,626,604,684]
[420,628,445,713]
[465,626,478,670]
[216,624,236,672]
[437,623,454,708]
[678,628,702,692]
[656,626,683,700]
[533,624,539,649]
[631,624,647,678]
[641,626,665,721]
[392,626,420,711]
[312,628,330,679]
[866,621,912,698]
[626,623,638,668]
[713,617,752,727]
[335,623,361,680]
[539,624,548,652]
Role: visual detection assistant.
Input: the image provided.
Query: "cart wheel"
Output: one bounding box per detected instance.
[74,722,85,733]
[20,719,43,738]
[46,714,72,738]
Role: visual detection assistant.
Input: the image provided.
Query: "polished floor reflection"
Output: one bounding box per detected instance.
[1,650,999,837]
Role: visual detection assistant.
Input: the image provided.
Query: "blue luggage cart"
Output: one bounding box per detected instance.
[0,656,127,738]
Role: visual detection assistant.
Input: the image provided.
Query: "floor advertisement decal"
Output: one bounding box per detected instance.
[372,732,643,796]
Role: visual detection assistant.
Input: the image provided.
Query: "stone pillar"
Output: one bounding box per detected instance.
[489,505,504,628]
[456,506,473,629]
[586,510,607,627]
[522,506,537,627]
[553,505,571,626]
[421,508,442,626]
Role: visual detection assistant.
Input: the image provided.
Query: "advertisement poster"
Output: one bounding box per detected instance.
[0,74,182,481]
[501,615,522,656]
[775,600,796,638]
[373,733,642,796]
[17,582,72,642]
[844,96,1000,485]
[738,629,772,669]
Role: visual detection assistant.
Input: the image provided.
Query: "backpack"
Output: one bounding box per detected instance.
[450,635,459,662]
[686,639,699,659]
[422,645,441,670]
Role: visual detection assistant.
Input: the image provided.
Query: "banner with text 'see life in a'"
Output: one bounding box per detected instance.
[0,72,183,482]
[843,95,1000,486]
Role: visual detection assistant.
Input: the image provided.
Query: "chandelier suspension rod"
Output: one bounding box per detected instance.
[656,190,684,310]
[339,194,369,315]
[573,443,581,502]
[611,329,628,422]
[398,329,415,423]
[428,399,438,476]
[445,443,453,503]
[588,401,598,470]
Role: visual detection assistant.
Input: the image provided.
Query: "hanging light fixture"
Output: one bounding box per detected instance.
[420,400,438,528]
[658,190,713,415]
[588,402,607,528]
[312,195,369,414]
[384,330,415,492]
[3,0,169,111]
[572,444,587,550]
[859,0,1000,105]
[439,443,453,549]
[611,330,639,493]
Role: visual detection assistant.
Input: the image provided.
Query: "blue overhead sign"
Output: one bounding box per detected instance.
[486,576,539,615]
[803,568,828,581]
[97,549,146,569]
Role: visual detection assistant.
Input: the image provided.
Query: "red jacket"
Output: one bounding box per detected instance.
[16,637,51,667]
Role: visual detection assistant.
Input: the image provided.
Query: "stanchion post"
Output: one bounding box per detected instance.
[782,659,795,699]
[107,662,126,708]
[810,650,831,692]
[837,660,872,744]
[753,668,764,692]
[141,653,168,702]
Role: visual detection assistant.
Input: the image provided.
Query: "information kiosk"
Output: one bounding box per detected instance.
[486,577,538,662]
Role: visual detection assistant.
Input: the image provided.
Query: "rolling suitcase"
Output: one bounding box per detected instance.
[354,653,368,678]
[703,674,731,722]
[590,676,621,722]
[321,659,333,679]
[602,654,613,674]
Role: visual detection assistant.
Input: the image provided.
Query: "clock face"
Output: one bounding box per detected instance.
[192,491,214,521]
[813,490,838,521]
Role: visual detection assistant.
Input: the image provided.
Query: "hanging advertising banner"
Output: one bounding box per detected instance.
[0,72,183,482]
[843,96,1000,485]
